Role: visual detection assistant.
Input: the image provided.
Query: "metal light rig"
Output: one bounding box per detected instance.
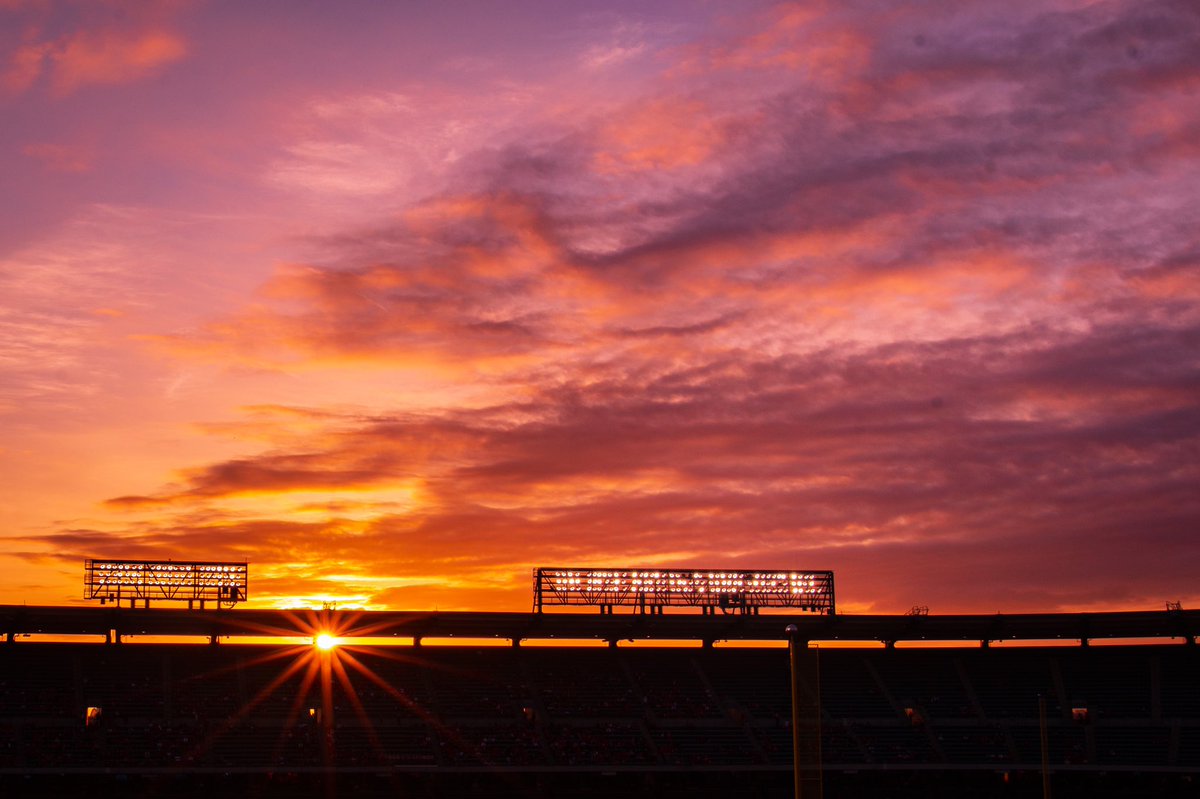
[84,559,248,609]
[533,568,835,615]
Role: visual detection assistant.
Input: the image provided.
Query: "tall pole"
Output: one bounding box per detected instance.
[788,624,802,799]
[1039,694,1051,799]
[787,624,822,798]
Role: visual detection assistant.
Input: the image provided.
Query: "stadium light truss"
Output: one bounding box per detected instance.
[533,568,835,615]
[84,559,248,609]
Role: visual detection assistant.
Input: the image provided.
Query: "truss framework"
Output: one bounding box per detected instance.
[84,559,248,608]
[533,568,834,614]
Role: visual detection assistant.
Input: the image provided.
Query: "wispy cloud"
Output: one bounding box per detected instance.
[21,141,93,172]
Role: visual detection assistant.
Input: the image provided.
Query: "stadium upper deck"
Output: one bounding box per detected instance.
[2,604,1197,646]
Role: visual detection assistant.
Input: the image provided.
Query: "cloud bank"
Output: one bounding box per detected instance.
[14,0,1200,612]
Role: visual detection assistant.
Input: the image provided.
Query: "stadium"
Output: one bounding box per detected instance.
[2,565,1198,798]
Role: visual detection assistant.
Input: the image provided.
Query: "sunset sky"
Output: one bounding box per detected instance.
[2,0,1197,614]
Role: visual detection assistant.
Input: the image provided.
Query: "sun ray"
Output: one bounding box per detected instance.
[327,649,388,765]
[179,646,314,766]
[269,650,323,767]
[334,647,499,769]
[318,647,337,796]
[178,643,301,690]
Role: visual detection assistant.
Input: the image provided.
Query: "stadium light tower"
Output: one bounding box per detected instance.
[533,567,835,614]
[83,558,248,609]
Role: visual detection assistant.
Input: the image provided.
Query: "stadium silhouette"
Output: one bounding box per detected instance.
[2,568,1198,798]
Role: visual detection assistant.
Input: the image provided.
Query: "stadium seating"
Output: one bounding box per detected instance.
[1,639,1197,798]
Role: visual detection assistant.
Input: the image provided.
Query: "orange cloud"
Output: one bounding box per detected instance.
[2,6,187,97]
[593,98,728,174]
[2,39,50,93]
[1130,260,1200,302]
[48,315,1200,612]
[51,28,185,93]
[672,1,870,86]
[152,193,604,372]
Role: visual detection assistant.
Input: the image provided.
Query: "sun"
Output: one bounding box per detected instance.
[315,633,337,651]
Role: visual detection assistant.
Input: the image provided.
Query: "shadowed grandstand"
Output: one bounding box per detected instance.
[2,605,1198,798]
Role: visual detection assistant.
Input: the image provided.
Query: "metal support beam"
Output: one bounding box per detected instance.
[787,624,822,799]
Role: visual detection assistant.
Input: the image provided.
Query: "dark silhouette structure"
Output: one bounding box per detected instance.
[1,605,1198,798]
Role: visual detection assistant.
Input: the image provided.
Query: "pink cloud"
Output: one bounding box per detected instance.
[2,1,188,96]
[50,27,185,93]
[2,39,49,93]
[671,1,870,87]
[593,98,730,174]
[22,141,93,172]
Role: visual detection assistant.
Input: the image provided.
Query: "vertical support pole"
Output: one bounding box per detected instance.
[787,625,822,799]
[788,625,802,799]
[1039,694,1052,799]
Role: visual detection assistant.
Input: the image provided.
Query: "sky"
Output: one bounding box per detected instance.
[1,0,1197,615]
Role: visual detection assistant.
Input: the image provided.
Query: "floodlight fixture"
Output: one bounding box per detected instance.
[533,567,834,614]
[83,558,248,608]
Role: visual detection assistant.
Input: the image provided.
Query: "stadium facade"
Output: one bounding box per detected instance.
[2,604,1198,798]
